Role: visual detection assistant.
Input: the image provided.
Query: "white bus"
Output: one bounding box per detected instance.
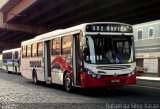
[21,22,136,91]
[2,48,21,74]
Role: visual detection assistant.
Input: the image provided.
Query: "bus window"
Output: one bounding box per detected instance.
[62,35,72,55]
[3,52,12,60]
[52,38,61,55]
[83,38,90,62]
[37,42,43,57]
[22,46,26,58]
[15,51,18,59]
[31,44,37,57]
[27,45,31,57]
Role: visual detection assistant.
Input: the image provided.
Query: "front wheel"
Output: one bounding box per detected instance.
[64,72,73,92]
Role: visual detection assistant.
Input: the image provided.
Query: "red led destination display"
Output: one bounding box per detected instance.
[86,24,133,33]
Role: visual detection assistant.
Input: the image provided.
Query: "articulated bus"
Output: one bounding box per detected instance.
[2,48,21,74]
[21,22,136,91]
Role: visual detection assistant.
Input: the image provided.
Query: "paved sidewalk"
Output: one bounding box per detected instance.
[137,73,160,82]
[137,76,160,81]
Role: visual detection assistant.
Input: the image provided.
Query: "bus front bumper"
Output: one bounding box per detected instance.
[80,73,136,88]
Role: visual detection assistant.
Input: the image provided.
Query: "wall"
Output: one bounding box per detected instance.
[133,20,160,75]
[133,20,160,54]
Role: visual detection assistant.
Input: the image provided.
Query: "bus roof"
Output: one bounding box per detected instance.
[2,48,21,53]
[21,22,132,45]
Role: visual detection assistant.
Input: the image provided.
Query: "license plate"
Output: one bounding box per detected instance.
[111,79,120,83]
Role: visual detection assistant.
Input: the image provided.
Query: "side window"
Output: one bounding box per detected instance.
[15,51,18,59]
[149,27,154,38]
[52,38,61,55]
[37,42,43,57]
[27,45,31,57]
[137,30,143,40]
[3,52,12,59]
[31,44,37,57]
[22,46,26,58]
[62,35,72,55]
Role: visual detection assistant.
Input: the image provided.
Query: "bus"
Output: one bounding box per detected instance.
[2,48,21,74]
[21,22,136,91]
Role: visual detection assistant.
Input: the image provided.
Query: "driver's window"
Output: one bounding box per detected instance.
[84,38,90,62]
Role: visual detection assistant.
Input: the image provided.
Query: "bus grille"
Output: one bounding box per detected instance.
[97,65,131,70]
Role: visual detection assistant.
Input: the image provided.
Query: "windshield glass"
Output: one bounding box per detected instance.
[83,35,135,64]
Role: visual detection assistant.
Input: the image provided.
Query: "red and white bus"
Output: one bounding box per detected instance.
[21,22,136,91]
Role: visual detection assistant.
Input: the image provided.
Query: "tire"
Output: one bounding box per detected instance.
[7,71,10,74]
[64,72,73,92]
[33,70,39,85]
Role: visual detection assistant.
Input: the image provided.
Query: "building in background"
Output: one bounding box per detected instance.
[133,20,160,76]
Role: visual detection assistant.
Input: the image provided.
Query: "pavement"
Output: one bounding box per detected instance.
[1,69,160,108]
[137,72,160,82]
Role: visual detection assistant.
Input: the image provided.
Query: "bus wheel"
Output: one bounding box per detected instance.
[64,72,72,92]
[33,70,39,85]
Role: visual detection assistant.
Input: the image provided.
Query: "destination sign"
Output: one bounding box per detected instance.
[86,24,133,33]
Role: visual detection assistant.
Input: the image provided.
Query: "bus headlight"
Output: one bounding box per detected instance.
[97,74,101,79]
[87,70,92,75]
[92,73,97,78]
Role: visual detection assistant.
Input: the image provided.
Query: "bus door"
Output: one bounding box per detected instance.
[12,52,15,72]
[14,51,17,73]
[44,40,51,84]
[72,34,81,86]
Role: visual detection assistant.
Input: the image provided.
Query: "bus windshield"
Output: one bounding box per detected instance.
[84,35,135,64]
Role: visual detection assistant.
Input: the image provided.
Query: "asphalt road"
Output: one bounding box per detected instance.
[0,69,160,109]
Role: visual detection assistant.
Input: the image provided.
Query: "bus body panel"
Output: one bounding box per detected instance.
[51,56,64,85]
[21,57,45,81]
[21,58,33,79]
